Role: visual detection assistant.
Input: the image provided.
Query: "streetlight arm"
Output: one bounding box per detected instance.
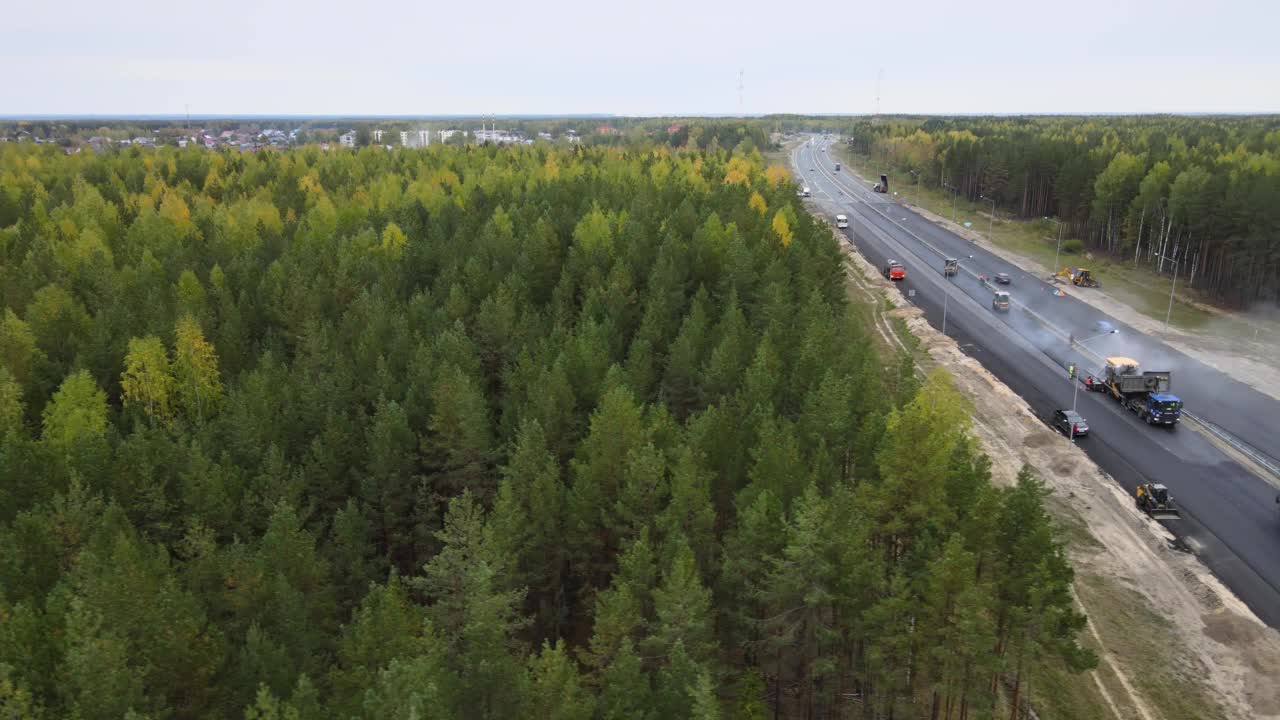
[1077,329,1119,346]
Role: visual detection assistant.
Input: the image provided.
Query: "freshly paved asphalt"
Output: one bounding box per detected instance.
[795,137,1280,628]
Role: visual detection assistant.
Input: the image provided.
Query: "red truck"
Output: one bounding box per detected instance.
[883,260,906,281]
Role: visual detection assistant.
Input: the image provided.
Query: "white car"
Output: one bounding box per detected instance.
[835,214,848,229]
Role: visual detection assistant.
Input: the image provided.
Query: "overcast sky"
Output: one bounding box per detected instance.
[4,0,1277,116]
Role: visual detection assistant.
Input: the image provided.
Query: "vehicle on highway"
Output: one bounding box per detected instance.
[883,260,905,281]
[834,163,841,171]
[872,174,889,193]
[802,186,810,197]
[1052,409,1089,437]
[943,258,959,277]
[1099,356,1182,426]
[835,214,848,229]
[992,291,1010,312]
[1135,483,1181,520]
[993,272,1011,284]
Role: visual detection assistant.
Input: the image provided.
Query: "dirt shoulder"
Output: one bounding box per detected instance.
[839,230,1280,720]
[837,154,1280,405]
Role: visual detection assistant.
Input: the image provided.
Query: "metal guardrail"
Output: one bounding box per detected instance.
[1184,411,1280,482]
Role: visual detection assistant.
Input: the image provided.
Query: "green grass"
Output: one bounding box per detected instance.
[1029,649,1128,720]
[889,316,920,354]
[1026,501,1229,720]
[1026,570,1229,720]
[1074,574,1230,720]
[834,148,1219,332]
[1049,500,1105,554]
[763,147,790,168]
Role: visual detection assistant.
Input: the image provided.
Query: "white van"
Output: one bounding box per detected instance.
[802,186,811,197]
[835,214,848,228]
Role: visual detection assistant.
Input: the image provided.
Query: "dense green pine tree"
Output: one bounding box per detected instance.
[0,136,1095,719]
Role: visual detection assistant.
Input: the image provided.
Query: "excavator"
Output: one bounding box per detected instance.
[1135,483,1181,520]
[1055,267,1100,288]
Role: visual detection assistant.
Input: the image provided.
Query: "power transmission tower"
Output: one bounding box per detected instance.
[876,68,883,116]
[738,68,744,116]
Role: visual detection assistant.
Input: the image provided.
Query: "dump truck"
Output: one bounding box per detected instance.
[943,258,959,277]
[1135,482,1181,520]
[1056,267,1100,287]
[883,260,905,281]
[873,174,889,193]
[1099,356,1183,425]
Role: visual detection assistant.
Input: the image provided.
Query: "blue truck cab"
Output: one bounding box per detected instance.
[1143,393,1183,425]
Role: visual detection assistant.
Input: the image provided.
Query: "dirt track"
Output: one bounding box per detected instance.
[840,231,1280,720]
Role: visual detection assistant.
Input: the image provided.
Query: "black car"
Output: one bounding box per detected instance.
[1053,409,1088,437]
[993,272,1012,284]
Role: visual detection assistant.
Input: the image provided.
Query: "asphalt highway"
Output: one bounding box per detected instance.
[794,136,1280,628]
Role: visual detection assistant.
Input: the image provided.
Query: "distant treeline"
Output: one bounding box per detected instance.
[0,139,1090,718]
[843,115,1280,306]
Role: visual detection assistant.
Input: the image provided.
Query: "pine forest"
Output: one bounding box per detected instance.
[0,138,1092,719]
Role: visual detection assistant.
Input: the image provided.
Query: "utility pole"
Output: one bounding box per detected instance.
[738,68,744,116]
[944,183,958,221]
[1048,217,1063,271]
[1160,254,1180,335]
[1069,328,1118,445]
[876,68,882,117]
[981,195,996,243]
[943,280,950,336]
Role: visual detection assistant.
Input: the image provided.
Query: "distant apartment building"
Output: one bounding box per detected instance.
[438,129,462,142]
[339,131,357,147]
[372,129,384,143]
[400,129,430,148]
[475,128,523,145]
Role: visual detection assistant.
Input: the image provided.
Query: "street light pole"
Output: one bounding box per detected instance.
[908,169,920,205]
[1072,368,1080,412]
[1160,254,1180,335]
[943,284,949,336]
[1048,217,1063,272]
[981,195,996,242]
[1072,328,1119,357]
[1066,328,1117,444]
